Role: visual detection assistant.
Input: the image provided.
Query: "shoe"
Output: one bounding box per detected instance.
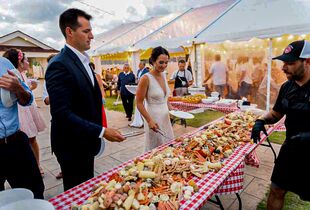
[128,117,132,121]
[56,172,63,179]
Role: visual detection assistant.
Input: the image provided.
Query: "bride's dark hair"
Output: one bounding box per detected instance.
[149,46,170,65]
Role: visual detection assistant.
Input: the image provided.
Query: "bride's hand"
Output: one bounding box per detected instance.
[148,119,159,132]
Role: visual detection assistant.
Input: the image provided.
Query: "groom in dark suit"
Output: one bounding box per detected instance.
[46,8,125,191]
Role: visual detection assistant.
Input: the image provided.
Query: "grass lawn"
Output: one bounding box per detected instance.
[257,190,310,210]
[105,96,136,113]
[105,96,125,112]
[257,131,310,209]
[175,110,225,128]
[105,97,224,128]
[268,131,286,144]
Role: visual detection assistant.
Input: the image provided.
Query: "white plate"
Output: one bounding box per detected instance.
[125,85,138,94]
[240,104,258,111]
[215,99,236,106]
[0,199,55,210]
[169,110,194,119]
[211,91,219,97]
[0,188,33,207]
[201,97,218,104]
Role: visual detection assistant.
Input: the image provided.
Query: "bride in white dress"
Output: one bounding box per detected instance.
[136,46,174,152]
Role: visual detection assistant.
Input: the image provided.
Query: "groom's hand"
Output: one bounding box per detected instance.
[104,128,126,142]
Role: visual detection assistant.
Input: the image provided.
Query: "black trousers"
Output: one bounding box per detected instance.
[57,156,94,191]
[0,131,45,199]
[121,94,134,118]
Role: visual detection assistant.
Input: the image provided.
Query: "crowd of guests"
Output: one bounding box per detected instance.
[203,54,286,106]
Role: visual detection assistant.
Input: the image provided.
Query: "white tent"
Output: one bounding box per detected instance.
[194,0,310,43]
[92,13,181,55]
[194,0,310,110]
[91,20,148,53]
[133,0,239,50]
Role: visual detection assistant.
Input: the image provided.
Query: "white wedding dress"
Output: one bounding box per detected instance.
[144,73,174,152]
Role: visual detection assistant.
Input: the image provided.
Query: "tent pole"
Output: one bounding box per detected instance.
[266,38,273,111]
[193,42,198,87]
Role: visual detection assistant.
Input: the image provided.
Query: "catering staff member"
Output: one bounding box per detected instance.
[169,59,193,96]
[251,40,310,210]
[117,63,136,121]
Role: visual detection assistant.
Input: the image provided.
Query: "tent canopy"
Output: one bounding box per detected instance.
[195,0,310,43]
[92,13,180,55]
[133,0,238,49]
[91,0,238,55]
[92,21,144,51]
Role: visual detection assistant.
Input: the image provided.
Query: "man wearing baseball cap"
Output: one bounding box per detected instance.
[251,40,310,210]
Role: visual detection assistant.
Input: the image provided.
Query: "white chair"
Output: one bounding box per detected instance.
[0,188,33,207]
[0,199,55,210]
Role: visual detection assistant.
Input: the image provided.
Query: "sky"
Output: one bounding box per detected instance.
[0,0,224,50]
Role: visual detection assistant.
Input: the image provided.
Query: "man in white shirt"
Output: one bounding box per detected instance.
[45,8,125,191]
[238,56,253,99]
[204,54,228,98]
[169,60,193,96]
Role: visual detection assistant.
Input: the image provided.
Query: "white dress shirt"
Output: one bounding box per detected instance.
[65,44,105,140]
[65,44,94,86]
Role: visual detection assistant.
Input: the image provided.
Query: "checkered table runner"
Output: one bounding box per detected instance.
[49,113,275,210]
[170,101,239,114]
[215,161,245,195]
[274,116,286,132]
[171,103,203,112]
[179,143,253,210]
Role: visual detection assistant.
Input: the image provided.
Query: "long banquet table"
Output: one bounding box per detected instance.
[170,101,239,114]
[49,112,282,210]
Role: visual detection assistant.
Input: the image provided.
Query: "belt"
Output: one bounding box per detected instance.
[0,130,21,145]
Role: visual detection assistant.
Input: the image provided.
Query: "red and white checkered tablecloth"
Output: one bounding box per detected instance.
[179,143,254,210]
[170,101,239,114]
[171,103,203,112]
[49,113,278,210]
[49,143,252,210]
[215,162,245,195]
[274,116,286,132]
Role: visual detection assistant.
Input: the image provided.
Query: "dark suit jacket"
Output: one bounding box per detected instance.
[117,72,135,96]
[45,46,102,161]
[137,67,149,81]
